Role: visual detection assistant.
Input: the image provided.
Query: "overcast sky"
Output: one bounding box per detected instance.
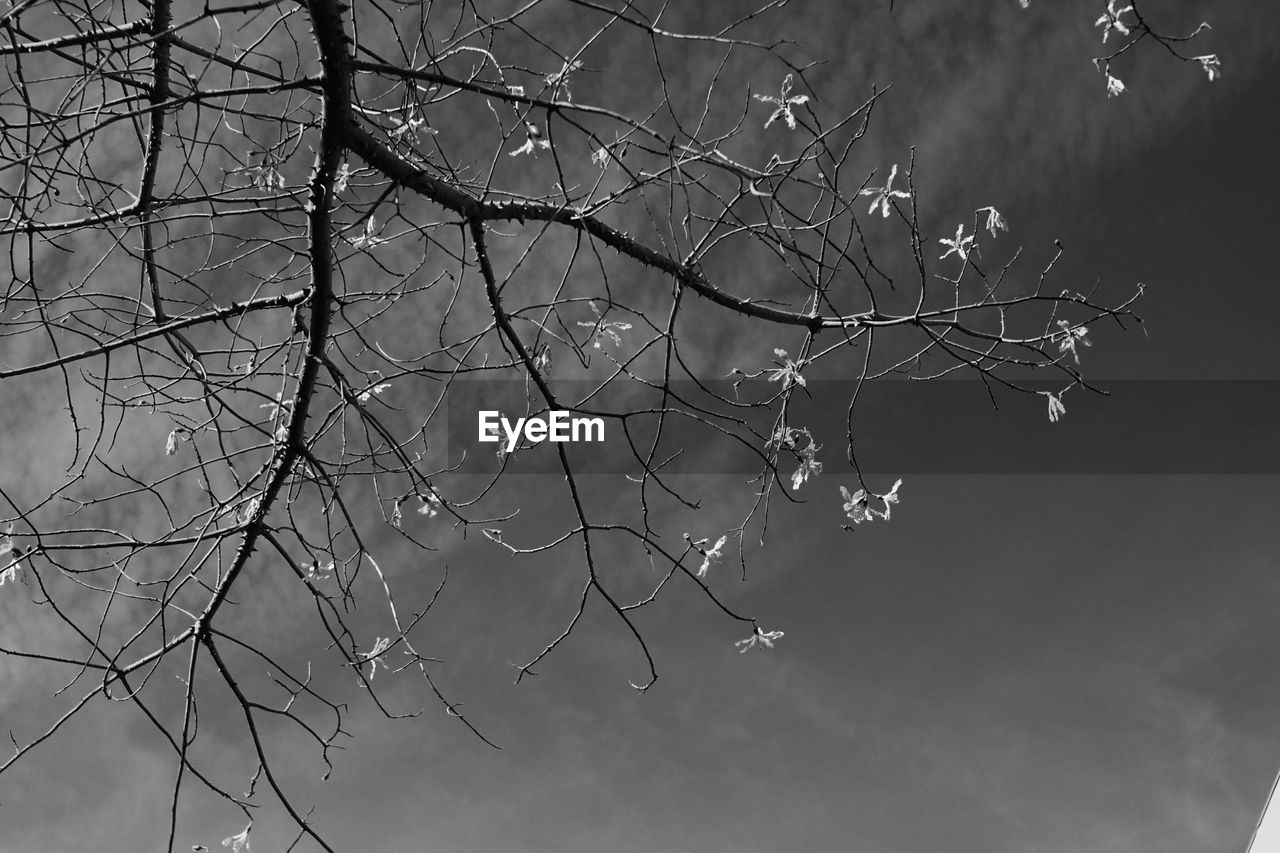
[3,1,1280,851]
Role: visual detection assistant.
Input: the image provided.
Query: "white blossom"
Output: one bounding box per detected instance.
[754,73,809,130]
[1053,320,1092,364]
[305,559,334,582]
[239,496,261,524]
[791,458,821,490]
[334,161,352,193]
[511,121,552,157]
[533,342,553,376]
[696,534,728,578]
[771,425,822,490]
[878,478,903,521]
[859,163,910,218]
[1195,54,1222,82]
[0,526,27,588]
[417,491,442,518]
[939,223,975,261]
[980,206,1008,237]
[248,161,284,191]
[260,390,289,417]
[577,301,632,349]
[791,449,822,491]
[1042,391,1067,423]
[350,217,387,250]
[0,560,24,588]
[389,109,435,142]
[841,478,903,524]
[841,486,873,524]
[358,382,391,402]
[360,636,393,678]
[545,59,584,100]
[510,136,551,157]
[1106,73,1126,98]
[1095,1,1134,43]
[735,626,785,653]
[766,348,806,389]
[221,826,252,853]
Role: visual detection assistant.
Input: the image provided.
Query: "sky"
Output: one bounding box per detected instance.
[3,1,1280,851]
